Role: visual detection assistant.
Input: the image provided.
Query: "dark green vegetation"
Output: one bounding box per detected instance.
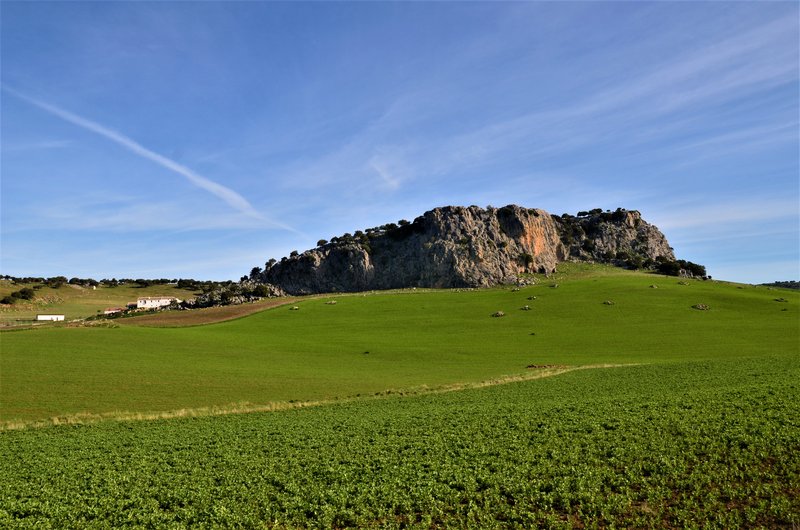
[1,358,797,528]
[1,265,797,527]
[762,280,800,290]
[0,286,35,305]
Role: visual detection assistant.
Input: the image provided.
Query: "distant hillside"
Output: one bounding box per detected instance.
[761,280,800,290]
[253,205,680,295]
[0,280,201,326]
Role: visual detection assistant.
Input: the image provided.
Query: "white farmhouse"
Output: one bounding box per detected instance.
[36,314,65,321]
[136,296,180,310]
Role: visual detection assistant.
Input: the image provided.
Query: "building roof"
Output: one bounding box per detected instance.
[137,296,178,301]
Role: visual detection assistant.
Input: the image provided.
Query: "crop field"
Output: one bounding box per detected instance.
[0,265,798,527]
[1,356,798,528]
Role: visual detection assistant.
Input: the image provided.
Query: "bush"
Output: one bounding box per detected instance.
[16,288,35,300]
[657,260,682,276]
[1,287,35,303]
[657,259,707,277]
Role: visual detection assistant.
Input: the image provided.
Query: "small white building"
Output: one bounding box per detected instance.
[36,314,65,321]
[103,307,125,315]
[136,296,180,309]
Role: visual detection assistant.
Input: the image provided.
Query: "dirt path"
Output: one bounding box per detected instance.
[117,297,303,327]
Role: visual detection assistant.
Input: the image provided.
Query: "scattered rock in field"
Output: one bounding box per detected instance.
[649,285,658,289]
[603,300,615,305]
[492,311,506,317]
[678,281,689,286]
[774,298,788,303]
[363,351,369,354]
[527,296,537,300]
[521,305,531,311]
[527,364,557,369]
[289,306,300,311]
[530,332,536,335]
[550,283,559,288]
[511,287,520,292]
[781,308,788,312]
[325,300,338,305]
[692,303,710,311]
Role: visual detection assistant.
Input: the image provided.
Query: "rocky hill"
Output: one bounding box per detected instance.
[253,205,675,295]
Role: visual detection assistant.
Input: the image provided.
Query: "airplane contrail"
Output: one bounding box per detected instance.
[2,86,293,231]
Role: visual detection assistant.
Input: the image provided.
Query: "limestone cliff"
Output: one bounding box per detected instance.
[553,208,675,265]
[256,205,675,295]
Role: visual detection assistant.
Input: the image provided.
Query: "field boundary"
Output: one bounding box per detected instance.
[0,363,637,431]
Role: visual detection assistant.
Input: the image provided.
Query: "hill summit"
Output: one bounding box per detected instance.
[253,205,676,295]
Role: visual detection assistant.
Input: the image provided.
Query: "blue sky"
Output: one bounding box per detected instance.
[1,2,797,283]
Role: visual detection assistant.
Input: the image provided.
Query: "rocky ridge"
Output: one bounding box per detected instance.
[254,205,675,295]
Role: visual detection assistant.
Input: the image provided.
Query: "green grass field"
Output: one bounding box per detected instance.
[1,265,798,527]
[1,265,796,425]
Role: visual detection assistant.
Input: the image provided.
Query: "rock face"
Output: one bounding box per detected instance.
[553,209,675,265]
[258,205,675,295]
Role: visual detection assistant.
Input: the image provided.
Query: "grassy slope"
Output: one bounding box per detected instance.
[1,265,797,424]
[0,281,199,325]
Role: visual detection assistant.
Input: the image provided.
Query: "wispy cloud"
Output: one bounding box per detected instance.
[651,199,798,231]
[5,194,274,233]
[368,156,400,190]
[431,15,797,173]
[2,85,296,232]
[271,12,797,202]
[1,139,72,152]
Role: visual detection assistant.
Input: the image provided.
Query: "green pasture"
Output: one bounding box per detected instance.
[0,280,198,325]
[1,265,797,424]
[1,355,797,527]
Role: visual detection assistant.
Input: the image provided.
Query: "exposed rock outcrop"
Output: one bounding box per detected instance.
[553,209,674,265]
[256,205,675,295]
[186,280,285,308]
